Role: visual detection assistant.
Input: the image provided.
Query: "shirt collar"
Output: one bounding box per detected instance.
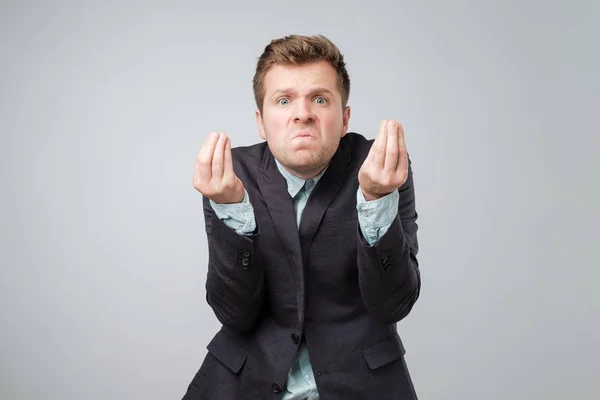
[274,158,328,198]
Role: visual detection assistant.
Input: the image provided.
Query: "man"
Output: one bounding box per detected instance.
[184,34,420,399]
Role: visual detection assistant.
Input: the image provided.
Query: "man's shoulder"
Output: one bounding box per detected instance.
[229,141,267,179]
[343,131,373,146]
[231,141,267,160]
[341,131,374,159]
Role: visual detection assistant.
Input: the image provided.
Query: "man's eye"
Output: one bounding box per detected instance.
[315,97,327,105]
[278,98,289,106]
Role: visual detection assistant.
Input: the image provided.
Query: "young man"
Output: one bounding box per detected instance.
[185,34,421,400]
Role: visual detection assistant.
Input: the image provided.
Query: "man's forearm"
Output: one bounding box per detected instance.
[356,215,420,324]
[356,164,421,324]
[203,195,265,332]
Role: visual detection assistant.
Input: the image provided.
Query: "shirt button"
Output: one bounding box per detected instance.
[271,383,282,393]
[291,333,300,344]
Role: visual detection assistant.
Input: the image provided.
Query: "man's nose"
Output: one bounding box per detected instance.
[292,99,316,123]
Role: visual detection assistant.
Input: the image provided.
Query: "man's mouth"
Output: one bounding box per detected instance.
[293,131,315,139]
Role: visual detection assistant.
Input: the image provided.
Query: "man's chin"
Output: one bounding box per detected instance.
[288,141,317,153]
[286,157,329,174]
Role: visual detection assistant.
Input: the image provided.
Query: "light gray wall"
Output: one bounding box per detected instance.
[1,1,598,399]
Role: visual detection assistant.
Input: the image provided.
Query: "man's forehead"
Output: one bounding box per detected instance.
[264,62,339,94]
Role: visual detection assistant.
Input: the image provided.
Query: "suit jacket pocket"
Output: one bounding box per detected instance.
[361,333,406,370]
[207,331,248,374]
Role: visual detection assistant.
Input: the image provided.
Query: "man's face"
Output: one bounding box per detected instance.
[255,61,351,179]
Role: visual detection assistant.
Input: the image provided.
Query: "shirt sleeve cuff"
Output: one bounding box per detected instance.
[209,190,256,235]
[356,189,399,245]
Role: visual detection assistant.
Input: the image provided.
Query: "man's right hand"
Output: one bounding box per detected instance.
[193,132,245,204]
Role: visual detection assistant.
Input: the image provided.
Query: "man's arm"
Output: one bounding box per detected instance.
[355,120,420,324]
[202,192,265,332]
[193,132,265,332]
[356,158,420,324]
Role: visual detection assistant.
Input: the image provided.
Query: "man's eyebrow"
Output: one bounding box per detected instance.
[269,87,335,99]
[269,88,295,98]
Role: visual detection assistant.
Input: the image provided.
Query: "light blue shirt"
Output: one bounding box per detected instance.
[210,159,399,399]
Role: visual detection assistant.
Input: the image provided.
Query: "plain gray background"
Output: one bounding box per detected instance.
[1,0,598,399]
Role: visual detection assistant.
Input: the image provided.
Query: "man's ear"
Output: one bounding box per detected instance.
[341,105,351,137]
[256,109,267,140]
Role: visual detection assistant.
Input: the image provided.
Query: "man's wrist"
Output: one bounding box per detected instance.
[360,188,391,202]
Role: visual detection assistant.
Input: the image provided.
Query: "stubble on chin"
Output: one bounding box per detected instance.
[278,144,337,177]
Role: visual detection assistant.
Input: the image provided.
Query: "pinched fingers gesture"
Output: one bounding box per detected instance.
[193,132,245,204]
[358,120,408,201]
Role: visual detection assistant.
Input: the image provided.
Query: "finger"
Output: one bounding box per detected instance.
[211,133,227,181]
[397,123,408,175]
[197,132,219,179]
[371,119,388,168]
[223,137,234,177]
[384,120,399,171]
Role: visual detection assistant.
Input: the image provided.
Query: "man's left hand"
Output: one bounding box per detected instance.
[358,120,408,201]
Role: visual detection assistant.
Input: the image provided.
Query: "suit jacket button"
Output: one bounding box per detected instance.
[241,257,251,269]
[291,333,300,344]
[271,383,282,393]
[239,249,251,269]
[380,251,392,270]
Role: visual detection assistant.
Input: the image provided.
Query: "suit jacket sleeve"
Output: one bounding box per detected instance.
[356,155,421,324]
[202,194,265,332]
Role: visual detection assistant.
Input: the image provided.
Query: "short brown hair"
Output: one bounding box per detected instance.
[252,34,351,113]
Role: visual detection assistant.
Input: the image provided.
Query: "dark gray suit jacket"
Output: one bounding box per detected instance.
[182,132,421,399]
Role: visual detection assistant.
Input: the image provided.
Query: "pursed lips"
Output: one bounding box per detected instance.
[292,131,316,139]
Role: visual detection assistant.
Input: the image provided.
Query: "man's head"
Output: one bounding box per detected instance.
[253,34,352,179]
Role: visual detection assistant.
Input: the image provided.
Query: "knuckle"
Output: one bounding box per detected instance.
[219,178,230,189]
